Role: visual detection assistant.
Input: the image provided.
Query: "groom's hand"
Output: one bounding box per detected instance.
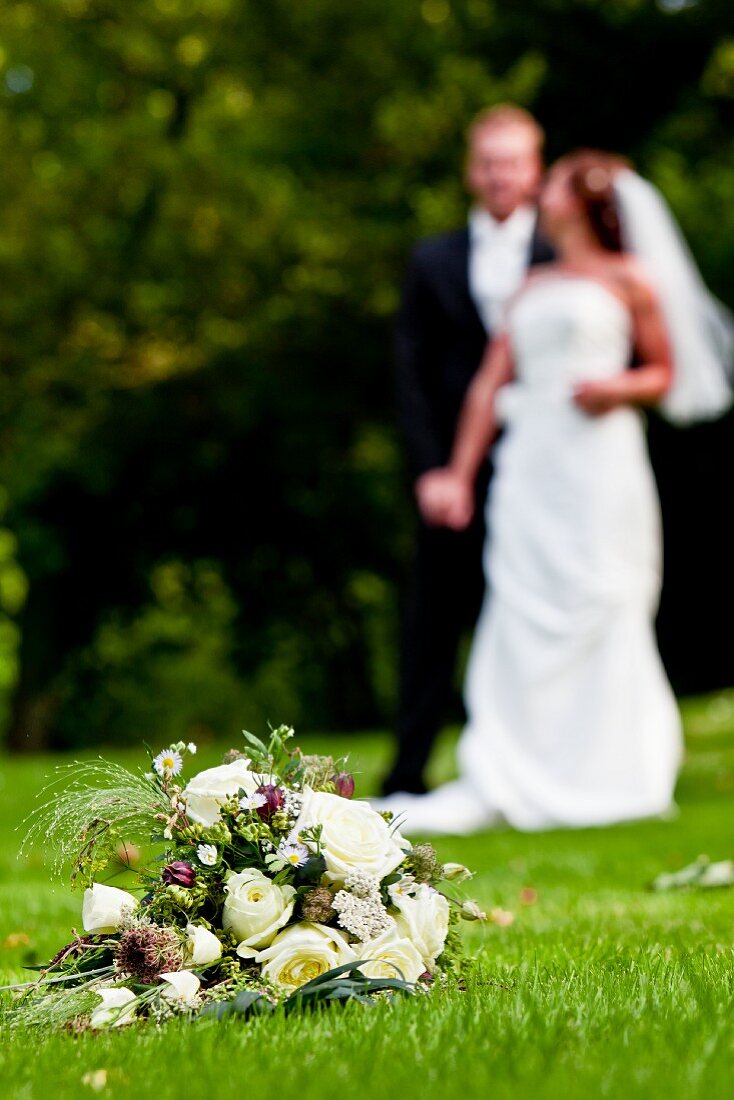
[573,378,625,416]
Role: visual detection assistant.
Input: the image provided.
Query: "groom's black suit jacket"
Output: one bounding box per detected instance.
[396,223,555,478]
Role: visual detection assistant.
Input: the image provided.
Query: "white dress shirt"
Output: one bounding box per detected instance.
[468,204,537,332]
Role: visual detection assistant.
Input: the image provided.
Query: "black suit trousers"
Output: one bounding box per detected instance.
[382,495,488,795]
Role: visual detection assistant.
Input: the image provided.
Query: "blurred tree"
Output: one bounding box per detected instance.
[1,0,733,748]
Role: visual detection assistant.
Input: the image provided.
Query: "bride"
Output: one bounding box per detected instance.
[377,151,692,834]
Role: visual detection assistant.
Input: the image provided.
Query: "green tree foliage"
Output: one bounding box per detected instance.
[1,0,733,747]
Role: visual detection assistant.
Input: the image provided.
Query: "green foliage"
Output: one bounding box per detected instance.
[198,961,415,1021]
[20,757,169,883]
[2,1,734,746]
[0,489,27,733]
[51,561,270,750]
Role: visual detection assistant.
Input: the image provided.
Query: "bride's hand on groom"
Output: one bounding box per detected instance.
[415,469,475,530]
[573,377,626,416]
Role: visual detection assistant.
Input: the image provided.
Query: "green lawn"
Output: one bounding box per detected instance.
[1,698,734,1099]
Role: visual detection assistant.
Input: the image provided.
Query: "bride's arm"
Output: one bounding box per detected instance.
[417,336,514,529]
[574,268,673,415]
[450,334,514,478]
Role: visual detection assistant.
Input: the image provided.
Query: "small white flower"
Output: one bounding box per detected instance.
[153,749,183,779]
[239,791,268,812]
[388,874,416,901]
[442,862,473,883]
[460,900,487,922]
[163,826,173,841]
[344,869,380,898]
[187,742,198,755]
[277,840,310,868]
[197,843,218,867]
[332,887,392,941]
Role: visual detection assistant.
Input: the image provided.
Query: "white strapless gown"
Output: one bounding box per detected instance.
[379,277,683,834]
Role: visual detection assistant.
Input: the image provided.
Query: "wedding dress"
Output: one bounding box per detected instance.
[379,276,683,834]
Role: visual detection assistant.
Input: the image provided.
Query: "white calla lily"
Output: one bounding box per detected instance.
[82,883,138,934]
[89,986,137,1028]
[159,970,201,1005]
[184,924,222,967]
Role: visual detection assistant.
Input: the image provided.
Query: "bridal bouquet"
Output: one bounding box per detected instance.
[9,726,483,1031]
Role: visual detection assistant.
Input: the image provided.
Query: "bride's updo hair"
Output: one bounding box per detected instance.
[559,150,632,253]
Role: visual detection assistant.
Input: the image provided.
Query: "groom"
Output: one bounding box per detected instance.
[382,104,554,797]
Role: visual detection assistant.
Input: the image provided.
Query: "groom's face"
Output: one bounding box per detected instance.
[466,124,542,221]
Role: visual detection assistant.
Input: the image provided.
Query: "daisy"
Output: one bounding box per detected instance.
[153,749,183,779]
[239,792,268,812]
[276,839,310,868]
[196,843,218,867]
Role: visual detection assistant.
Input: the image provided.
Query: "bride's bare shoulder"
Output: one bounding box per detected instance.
[610,253,657,296]
[513,263,562,297]
[524,261,561,283]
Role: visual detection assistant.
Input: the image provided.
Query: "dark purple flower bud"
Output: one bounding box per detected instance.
[255,784,285,821]
[162,860,196,888]
[332,772,355,799]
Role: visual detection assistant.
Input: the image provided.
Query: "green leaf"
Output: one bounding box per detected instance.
[293,853,327,886]
[198,1001,233,1021]
[231,990,275,1017]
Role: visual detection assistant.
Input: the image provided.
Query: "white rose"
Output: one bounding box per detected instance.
[294,789,407,885]
[82,883,138,934]
[356,926,425,983]
[160,970,201,1005]
[223,868,296,954]
[89,986,137,1028]
[392,883,449,969]
[256,922,356,991]
[184,924,222,967]
[183,760,262,826]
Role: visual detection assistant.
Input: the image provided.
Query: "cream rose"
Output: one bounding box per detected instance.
[82,883,138,934]
[294,789,407,885]
[356,926,425,983]
[184,923,222,967]
[183,760,261,826]
[256,922,356,991]
[223,868,296,954]
[392,883,449,969]
[89,987,137,1028]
